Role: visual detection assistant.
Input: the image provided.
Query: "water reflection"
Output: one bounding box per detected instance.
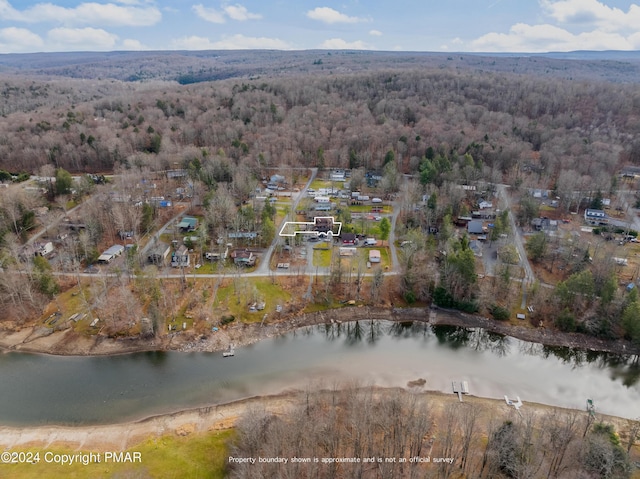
[1,321,639,425]
[432,324,472,349]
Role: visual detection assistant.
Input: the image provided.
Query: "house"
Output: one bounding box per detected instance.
[478,200,493,209]
[341,233,358,245]
[35,241,54,257]
[621,166,640,178]
[231,249,255,266]
[330,169,346,182]
[584,209,607,225]
[314,217,333,232]
[471,210,497,220]
[98,244,125,263]
[228,231,258,239]
[171,245,190,268]
[205,246,229,261]
[467,220,485,235]
[166,169,187,179]
[369,250,381,263]
[177,216,198,232]
[147,244,171,265]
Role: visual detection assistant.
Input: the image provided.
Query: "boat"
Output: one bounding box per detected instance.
[223,344,235,357]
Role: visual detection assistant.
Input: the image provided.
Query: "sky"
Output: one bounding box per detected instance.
[1,0,640,54]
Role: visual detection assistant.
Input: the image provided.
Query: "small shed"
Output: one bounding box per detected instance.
[369,250,381,263]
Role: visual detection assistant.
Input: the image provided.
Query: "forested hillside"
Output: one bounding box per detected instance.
[1,67,639,189]
[2,51,640,345]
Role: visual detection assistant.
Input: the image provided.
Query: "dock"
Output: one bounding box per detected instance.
[222,344,235,357]
[504,395,523,411]
[452,381,470,402]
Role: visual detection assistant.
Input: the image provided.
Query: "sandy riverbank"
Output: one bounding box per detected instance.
[1,306,638,358]
[0,388,633,452]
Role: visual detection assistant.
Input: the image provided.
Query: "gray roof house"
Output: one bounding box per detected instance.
[467,220,485,235]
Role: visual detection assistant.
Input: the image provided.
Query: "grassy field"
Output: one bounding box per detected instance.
[2,430,233,479]
[213,278,293,322]
[309,179,332,190]
[313,247,332,267]
[348,204,392,213]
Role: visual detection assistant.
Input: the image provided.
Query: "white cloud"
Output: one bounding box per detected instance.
[223,4,261,21]
[307,7,366,24]
[193,3,261,23]
[320,38,370,49]
[114,0,149,5]
[541,0,640,33]
[470,22,634,52]
[0,27,44,53]
[171,34,291,50]
[0,1,161,27]
[369,29,382,36]
[192,4,226,23]
[47,27,119,50]
[121,38,146,50]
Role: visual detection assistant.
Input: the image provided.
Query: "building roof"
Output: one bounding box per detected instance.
[231,249,253,259]
[103,245,124,256]
[585,209,606,217]
[467,220,485,234]
[341,232,357,242]
[174,245,188,256]
[178,216,198,228]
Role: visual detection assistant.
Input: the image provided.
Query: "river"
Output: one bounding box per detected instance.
[0,321,638,426]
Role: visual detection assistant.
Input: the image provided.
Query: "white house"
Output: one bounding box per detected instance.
[584,209,607,225]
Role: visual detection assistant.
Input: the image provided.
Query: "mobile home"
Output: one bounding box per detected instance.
[98,245,125,263]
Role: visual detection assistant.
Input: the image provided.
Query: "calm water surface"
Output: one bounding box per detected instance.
[0,321,638,426]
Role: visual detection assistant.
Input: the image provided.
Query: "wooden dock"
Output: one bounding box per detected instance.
[452,381,470,401]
